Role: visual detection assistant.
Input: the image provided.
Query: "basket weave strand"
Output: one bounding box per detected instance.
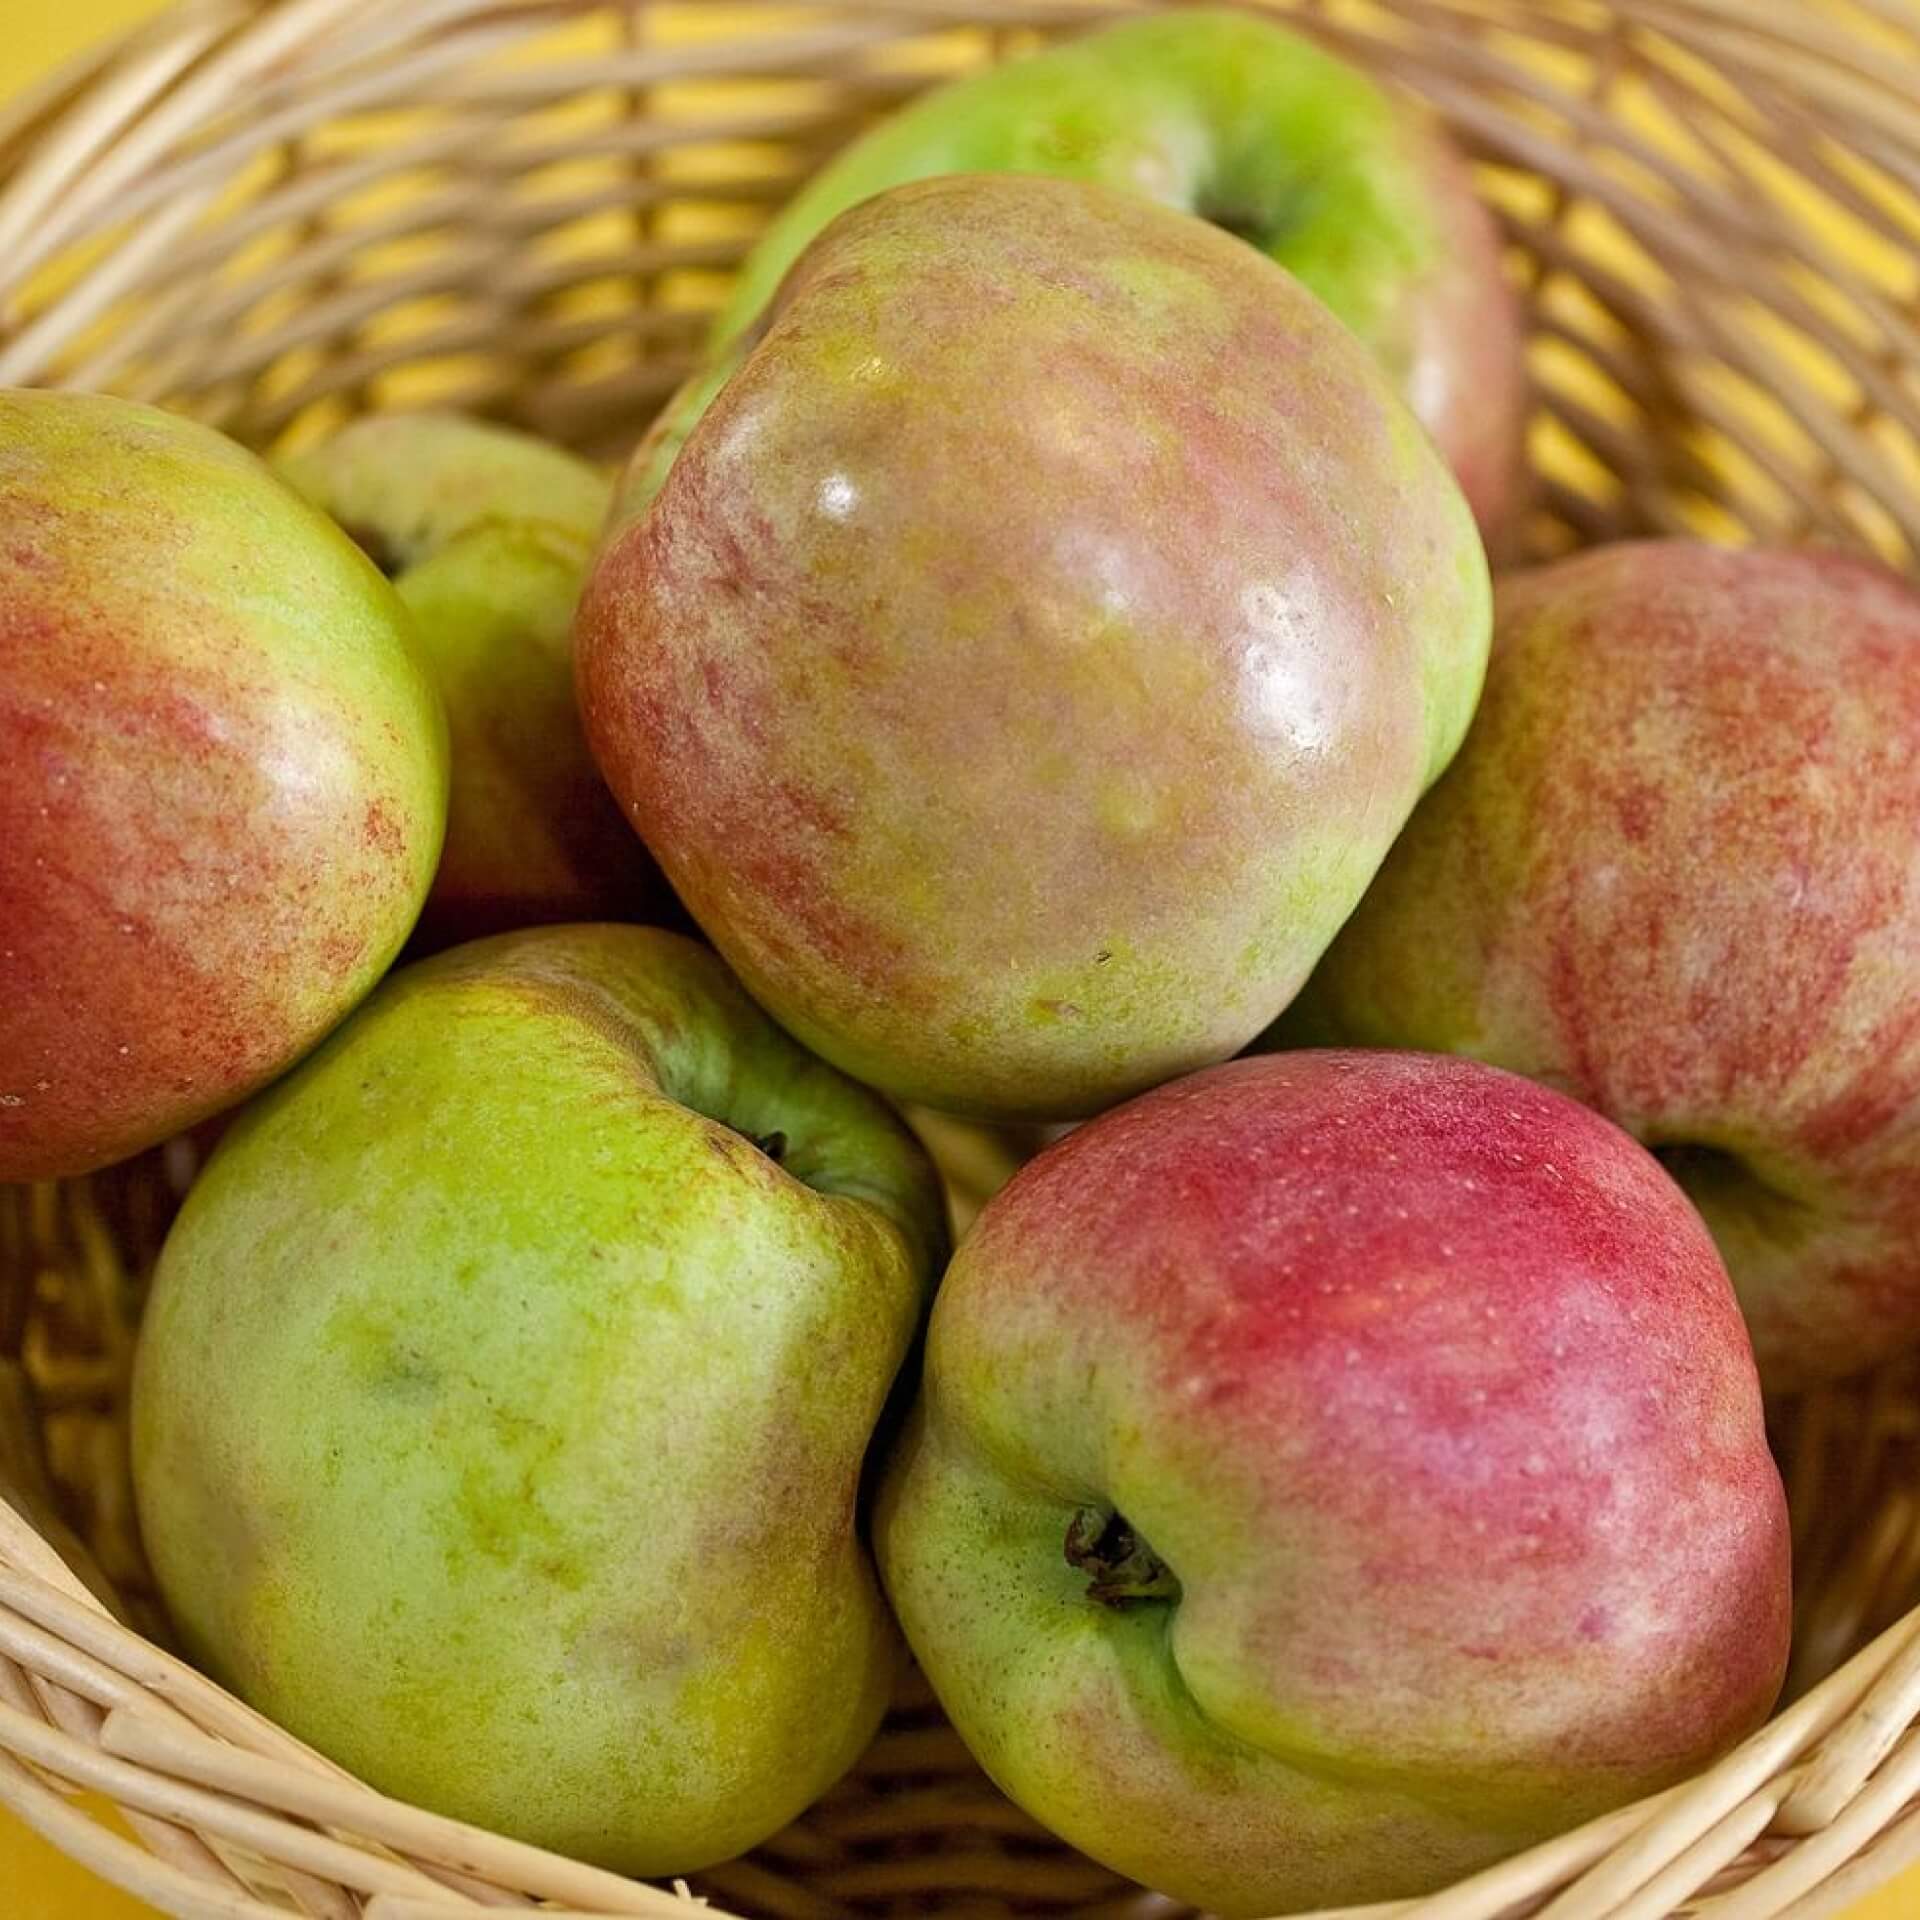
[7,1,1920,1915]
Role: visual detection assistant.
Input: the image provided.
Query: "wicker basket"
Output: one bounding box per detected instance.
[6,0,1920,1914]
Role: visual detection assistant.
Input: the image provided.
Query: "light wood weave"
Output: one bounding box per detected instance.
[5,1,1920,1915]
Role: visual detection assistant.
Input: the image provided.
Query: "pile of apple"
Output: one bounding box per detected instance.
[11,9,1920,1912]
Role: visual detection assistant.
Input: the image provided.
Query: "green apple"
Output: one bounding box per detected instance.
[1273,540,1920,1390]
[281,413,662,945]
[0,389,446,1182]
[642,8,1525,538]
[878,1050,1789,1913]
[578,173,1491,1121]
[132,923,947,1873]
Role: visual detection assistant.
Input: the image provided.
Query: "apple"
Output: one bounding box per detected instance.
[1275,540,1920,1390]
[877,1049,1790,1914]
[280,412,663,945]
[132,922,948,1874]
[672,8,1527,542]
[0,389,447,1182]
[577,173,1492,1122]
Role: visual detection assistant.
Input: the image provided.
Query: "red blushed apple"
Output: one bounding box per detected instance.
[1279,541,1920,1389]
[877,1051,1789,1915]
[1,391,447,1180]
[578,174,1490,1122]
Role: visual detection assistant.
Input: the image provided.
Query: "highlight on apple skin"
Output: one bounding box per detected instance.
[578,172,1492,1123]
[133,923,949,1877]
[281,411,665,947]
[0,387,448,1182]
[687,8,1529,544]
[876,1049,1790,1916]
[1275,539,1920,1390]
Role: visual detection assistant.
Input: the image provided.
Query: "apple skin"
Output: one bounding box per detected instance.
[877,1050,1789,1915]
[1274,541,1920,1390]
[132,923,948,1875]
[280,413,663,946]
[0,389,447,1182]
[278,411,609,568]
[695,8,1526,543]
[578,173,1492,1122]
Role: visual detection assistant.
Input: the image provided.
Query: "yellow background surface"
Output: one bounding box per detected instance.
[2,3,1918,1917]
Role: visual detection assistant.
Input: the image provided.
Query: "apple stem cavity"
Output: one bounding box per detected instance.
[1065,1506,1180,1608]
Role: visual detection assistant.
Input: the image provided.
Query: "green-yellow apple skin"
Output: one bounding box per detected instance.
[578,174,1492,1121]
[281,413,662,946]
[1275,541,1920,1390]
[685,9,1526,541]
[877,1051,1789,1914]
[132,924,948,1874]
[0,389,447,1182]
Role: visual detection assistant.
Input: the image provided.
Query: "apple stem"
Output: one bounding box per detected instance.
[1065,1506,1180,1607]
